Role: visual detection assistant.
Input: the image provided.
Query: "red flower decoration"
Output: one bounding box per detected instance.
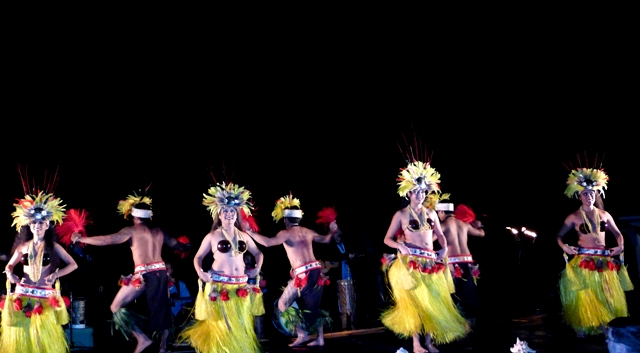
[588,262,597,271]
[220,291,230,301]
[168,280,175,288]
[174,235,191,259]
[472,268,481,277]
[408,261,419,270]
[381,257,388,265]
[423,266,432,274]
[33,303,43,315]
[237,288,249,298]
[454,265,463,278]
[49,297,61,308]
[13,298,22,311]
[252,287,262,294]
[25,310,32,318]
[131,278,142,289]
[294,276,308,289]
[62,296,71,308]
[579,259,589,269]
[119,276,131,287]
[0,298,5,310]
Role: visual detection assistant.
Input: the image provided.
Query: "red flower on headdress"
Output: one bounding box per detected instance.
[237,287,249,298]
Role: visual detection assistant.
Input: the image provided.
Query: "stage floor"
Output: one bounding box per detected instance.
[74,312,613,353]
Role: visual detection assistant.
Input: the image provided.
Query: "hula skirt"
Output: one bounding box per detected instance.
[381,253,469,345]
[0,281,71,353]
[178,275,265,353]
[559,252,633,335]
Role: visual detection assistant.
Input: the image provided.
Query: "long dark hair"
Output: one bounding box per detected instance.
[10,222,60,270]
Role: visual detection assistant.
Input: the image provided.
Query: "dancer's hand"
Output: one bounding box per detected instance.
[44,272,58,285]
[197,268,213,282]
[397,243,410,255]
[610,245,623,256]
[4,270,19,284]
[562,244,578,255]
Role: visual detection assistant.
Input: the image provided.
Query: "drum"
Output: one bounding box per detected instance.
[72,298,86,329]
[337,279,355,315]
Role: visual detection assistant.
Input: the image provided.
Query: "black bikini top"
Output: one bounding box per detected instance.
[579,221,607,234]
[21,253,51,267]
[217,240,247,254]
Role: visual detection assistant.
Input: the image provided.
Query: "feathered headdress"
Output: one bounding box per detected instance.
[56,209,92,247]
[202,182,253,218]
[397,161,441,197]
[564,168,609,198]
[424,192,450,210]
[12,191,67,231]
[272,193,303,223]
[563,152,609,199]
[117,192,153,219]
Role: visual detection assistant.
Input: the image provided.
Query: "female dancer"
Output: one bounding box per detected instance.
[179,182,265,353]
[1,191,78,353]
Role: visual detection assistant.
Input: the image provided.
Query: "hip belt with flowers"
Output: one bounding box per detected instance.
[207,273,261,302]
[1,284,70,318]
[448,254,481,281]
[290,261,329,292]
[119,261,168,289]
[575,248,623,272]
[384,245,448,274]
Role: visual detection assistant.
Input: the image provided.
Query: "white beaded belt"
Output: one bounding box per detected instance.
[293,261,322,276]
[578,248,611,256]
[449,255,474,264]
[134,261,167,274]
[407,247,436,259]
[15,284,57,298]
[212,274,248,284]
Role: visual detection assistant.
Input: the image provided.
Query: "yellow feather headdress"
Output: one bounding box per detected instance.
[564,168,609,198]
[202,182,253,218]
[117,193,153,219]
[397,161,441,197]
[12,191,66,231]
[423,192,450,210]
[272,193,303,223]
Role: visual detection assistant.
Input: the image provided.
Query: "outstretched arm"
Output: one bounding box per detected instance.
[72,228,133,246]
[246,229,288,247]
[467,220,485,237]
[163,232,191,252]
[313,221,339,244]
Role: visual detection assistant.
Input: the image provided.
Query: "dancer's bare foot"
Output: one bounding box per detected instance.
[307,336,324,346]
[412,345,428,353]
[132,331,153,353]
[289,334,310,347]
[424,335,439,353]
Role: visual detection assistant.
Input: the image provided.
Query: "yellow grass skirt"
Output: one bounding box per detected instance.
[178,279,264,353]
[381,255,470,345]
[559,254,631,335]
[0,281,70,353]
